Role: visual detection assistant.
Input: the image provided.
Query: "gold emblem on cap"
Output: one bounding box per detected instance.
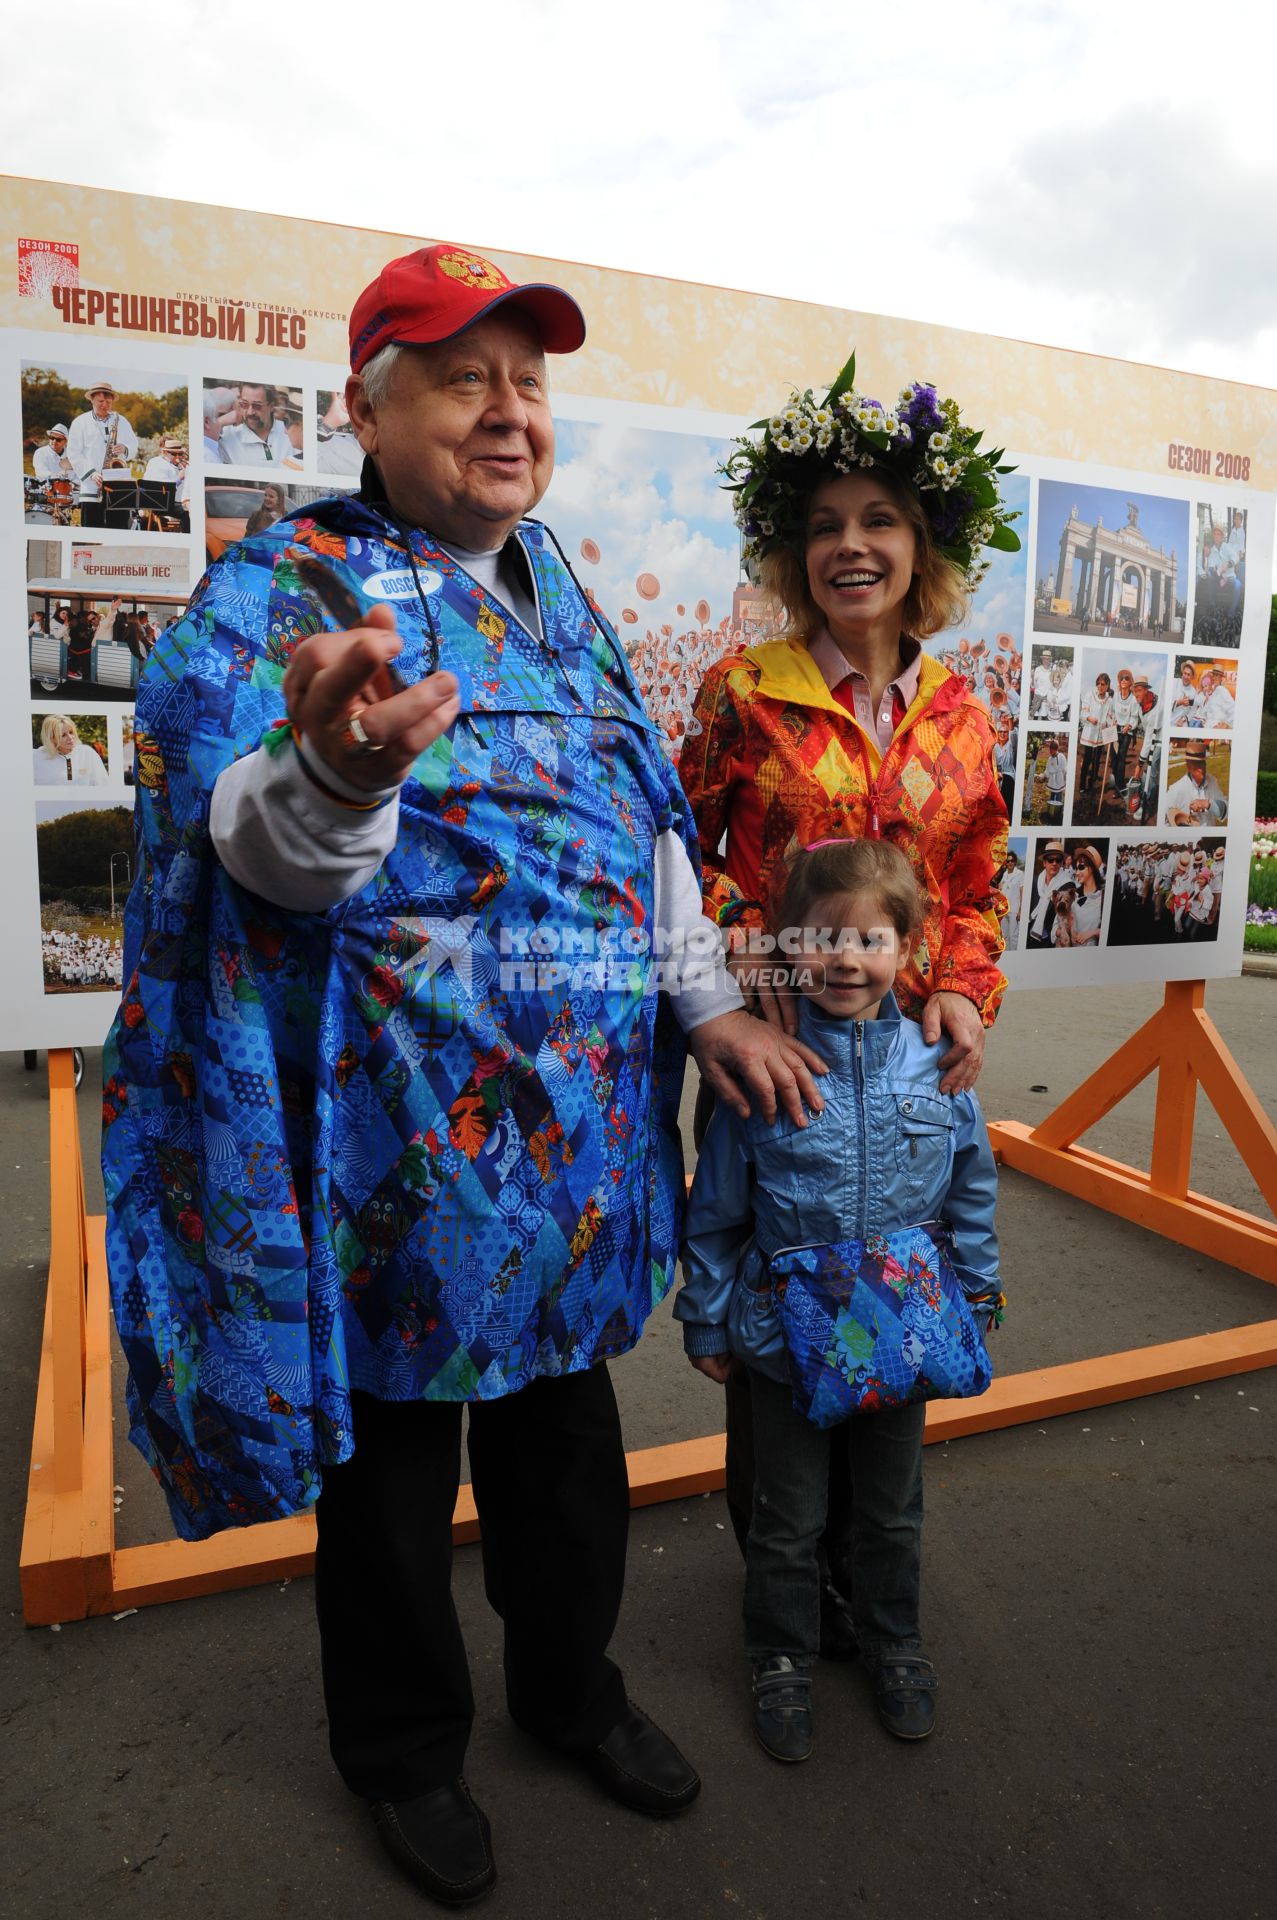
[438,248,508,291]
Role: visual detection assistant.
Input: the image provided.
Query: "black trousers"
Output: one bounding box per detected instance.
[724,1367,856,1593]
[314,1370,630,1800]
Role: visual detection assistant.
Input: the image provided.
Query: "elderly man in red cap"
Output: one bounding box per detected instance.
[105,244,825,1907]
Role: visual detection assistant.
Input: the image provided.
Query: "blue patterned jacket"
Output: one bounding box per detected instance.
[675,994,1001,1383]
[103,492,695,1539]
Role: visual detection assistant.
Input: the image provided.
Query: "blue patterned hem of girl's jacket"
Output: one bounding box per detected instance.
[674,991,1003,1411]
[102,494,696,1540]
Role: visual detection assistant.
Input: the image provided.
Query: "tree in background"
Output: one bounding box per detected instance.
[35,807,132,889]
[1259,595,1277,785]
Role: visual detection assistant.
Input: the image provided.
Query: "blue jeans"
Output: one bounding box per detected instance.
[743,1368,925,1664]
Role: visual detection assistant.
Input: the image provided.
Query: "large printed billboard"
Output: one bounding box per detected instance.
[3,178,1276,1045]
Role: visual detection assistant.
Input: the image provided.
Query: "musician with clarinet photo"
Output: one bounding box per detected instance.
[67,378,138,527]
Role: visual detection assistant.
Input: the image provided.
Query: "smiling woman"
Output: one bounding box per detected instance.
[681,353,1019,1081]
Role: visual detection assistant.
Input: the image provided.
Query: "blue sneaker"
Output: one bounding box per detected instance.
[751,1657,813,1763]
[868,1651,937,1740]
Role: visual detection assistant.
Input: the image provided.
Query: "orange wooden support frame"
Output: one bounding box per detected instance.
[21,990,1277,1626]
[987,980,1277,1283]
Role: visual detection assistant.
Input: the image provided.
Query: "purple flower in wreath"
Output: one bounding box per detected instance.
[931,495,969,541]
[902,383,942,430]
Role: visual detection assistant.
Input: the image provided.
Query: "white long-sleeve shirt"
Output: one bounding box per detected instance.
[66,410,138,493]
[1164,772,1227,824]
[33,445,75,481]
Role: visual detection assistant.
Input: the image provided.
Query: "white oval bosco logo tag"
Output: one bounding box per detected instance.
[363,568,441,601]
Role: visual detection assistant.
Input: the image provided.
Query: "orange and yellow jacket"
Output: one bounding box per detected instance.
[678,639,1009,1026]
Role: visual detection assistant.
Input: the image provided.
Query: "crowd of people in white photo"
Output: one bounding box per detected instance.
[1111,841,1225,942]
[41,926,124,989]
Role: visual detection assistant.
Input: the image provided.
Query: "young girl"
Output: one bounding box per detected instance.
[676,839,1003,1762]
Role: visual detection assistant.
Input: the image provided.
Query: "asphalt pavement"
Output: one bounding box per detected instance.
[2,977,1275,1920]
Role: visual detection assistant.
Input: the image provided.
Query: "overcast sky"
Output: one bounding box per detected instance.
[2,2,1272,387]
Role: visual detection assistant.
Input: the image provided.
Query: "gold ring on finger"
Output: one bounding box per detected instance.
[343,705,383,754]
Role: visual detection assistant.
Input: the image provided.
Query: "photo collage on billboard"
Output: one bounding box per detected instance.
[20,357,197,995]
[540,443,1257,965]
[4,195,1272,1024]
[1019,475,1258,953]
[19,355,355,994]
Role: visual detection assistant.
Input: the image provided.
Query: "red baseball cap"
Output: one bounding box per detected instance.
[348,242,586,373]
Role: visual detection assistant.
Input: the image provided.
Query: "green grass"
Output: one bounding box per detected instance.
[1243,922,1277,952]
[1249,857,1277,911]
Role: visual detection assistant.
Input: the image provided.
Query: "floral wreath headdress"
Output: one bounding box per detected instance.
[722,351,1021,590]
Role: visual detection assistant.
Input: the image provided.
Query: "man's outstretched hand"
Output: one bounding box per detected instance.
[688,1009,827,1129]
[284,603,460,791]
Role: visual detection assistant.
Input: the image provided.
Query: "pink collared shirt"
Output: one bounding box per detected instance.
[808,628,924,755]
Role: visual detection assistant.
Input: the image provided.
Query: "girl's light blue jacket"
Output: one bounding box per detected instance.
[675,993,1002,1384]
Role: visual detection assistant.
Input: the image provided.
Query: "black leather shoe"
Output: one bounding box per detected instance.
[370,1780,496,1907]
[582,1703,701,1816]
